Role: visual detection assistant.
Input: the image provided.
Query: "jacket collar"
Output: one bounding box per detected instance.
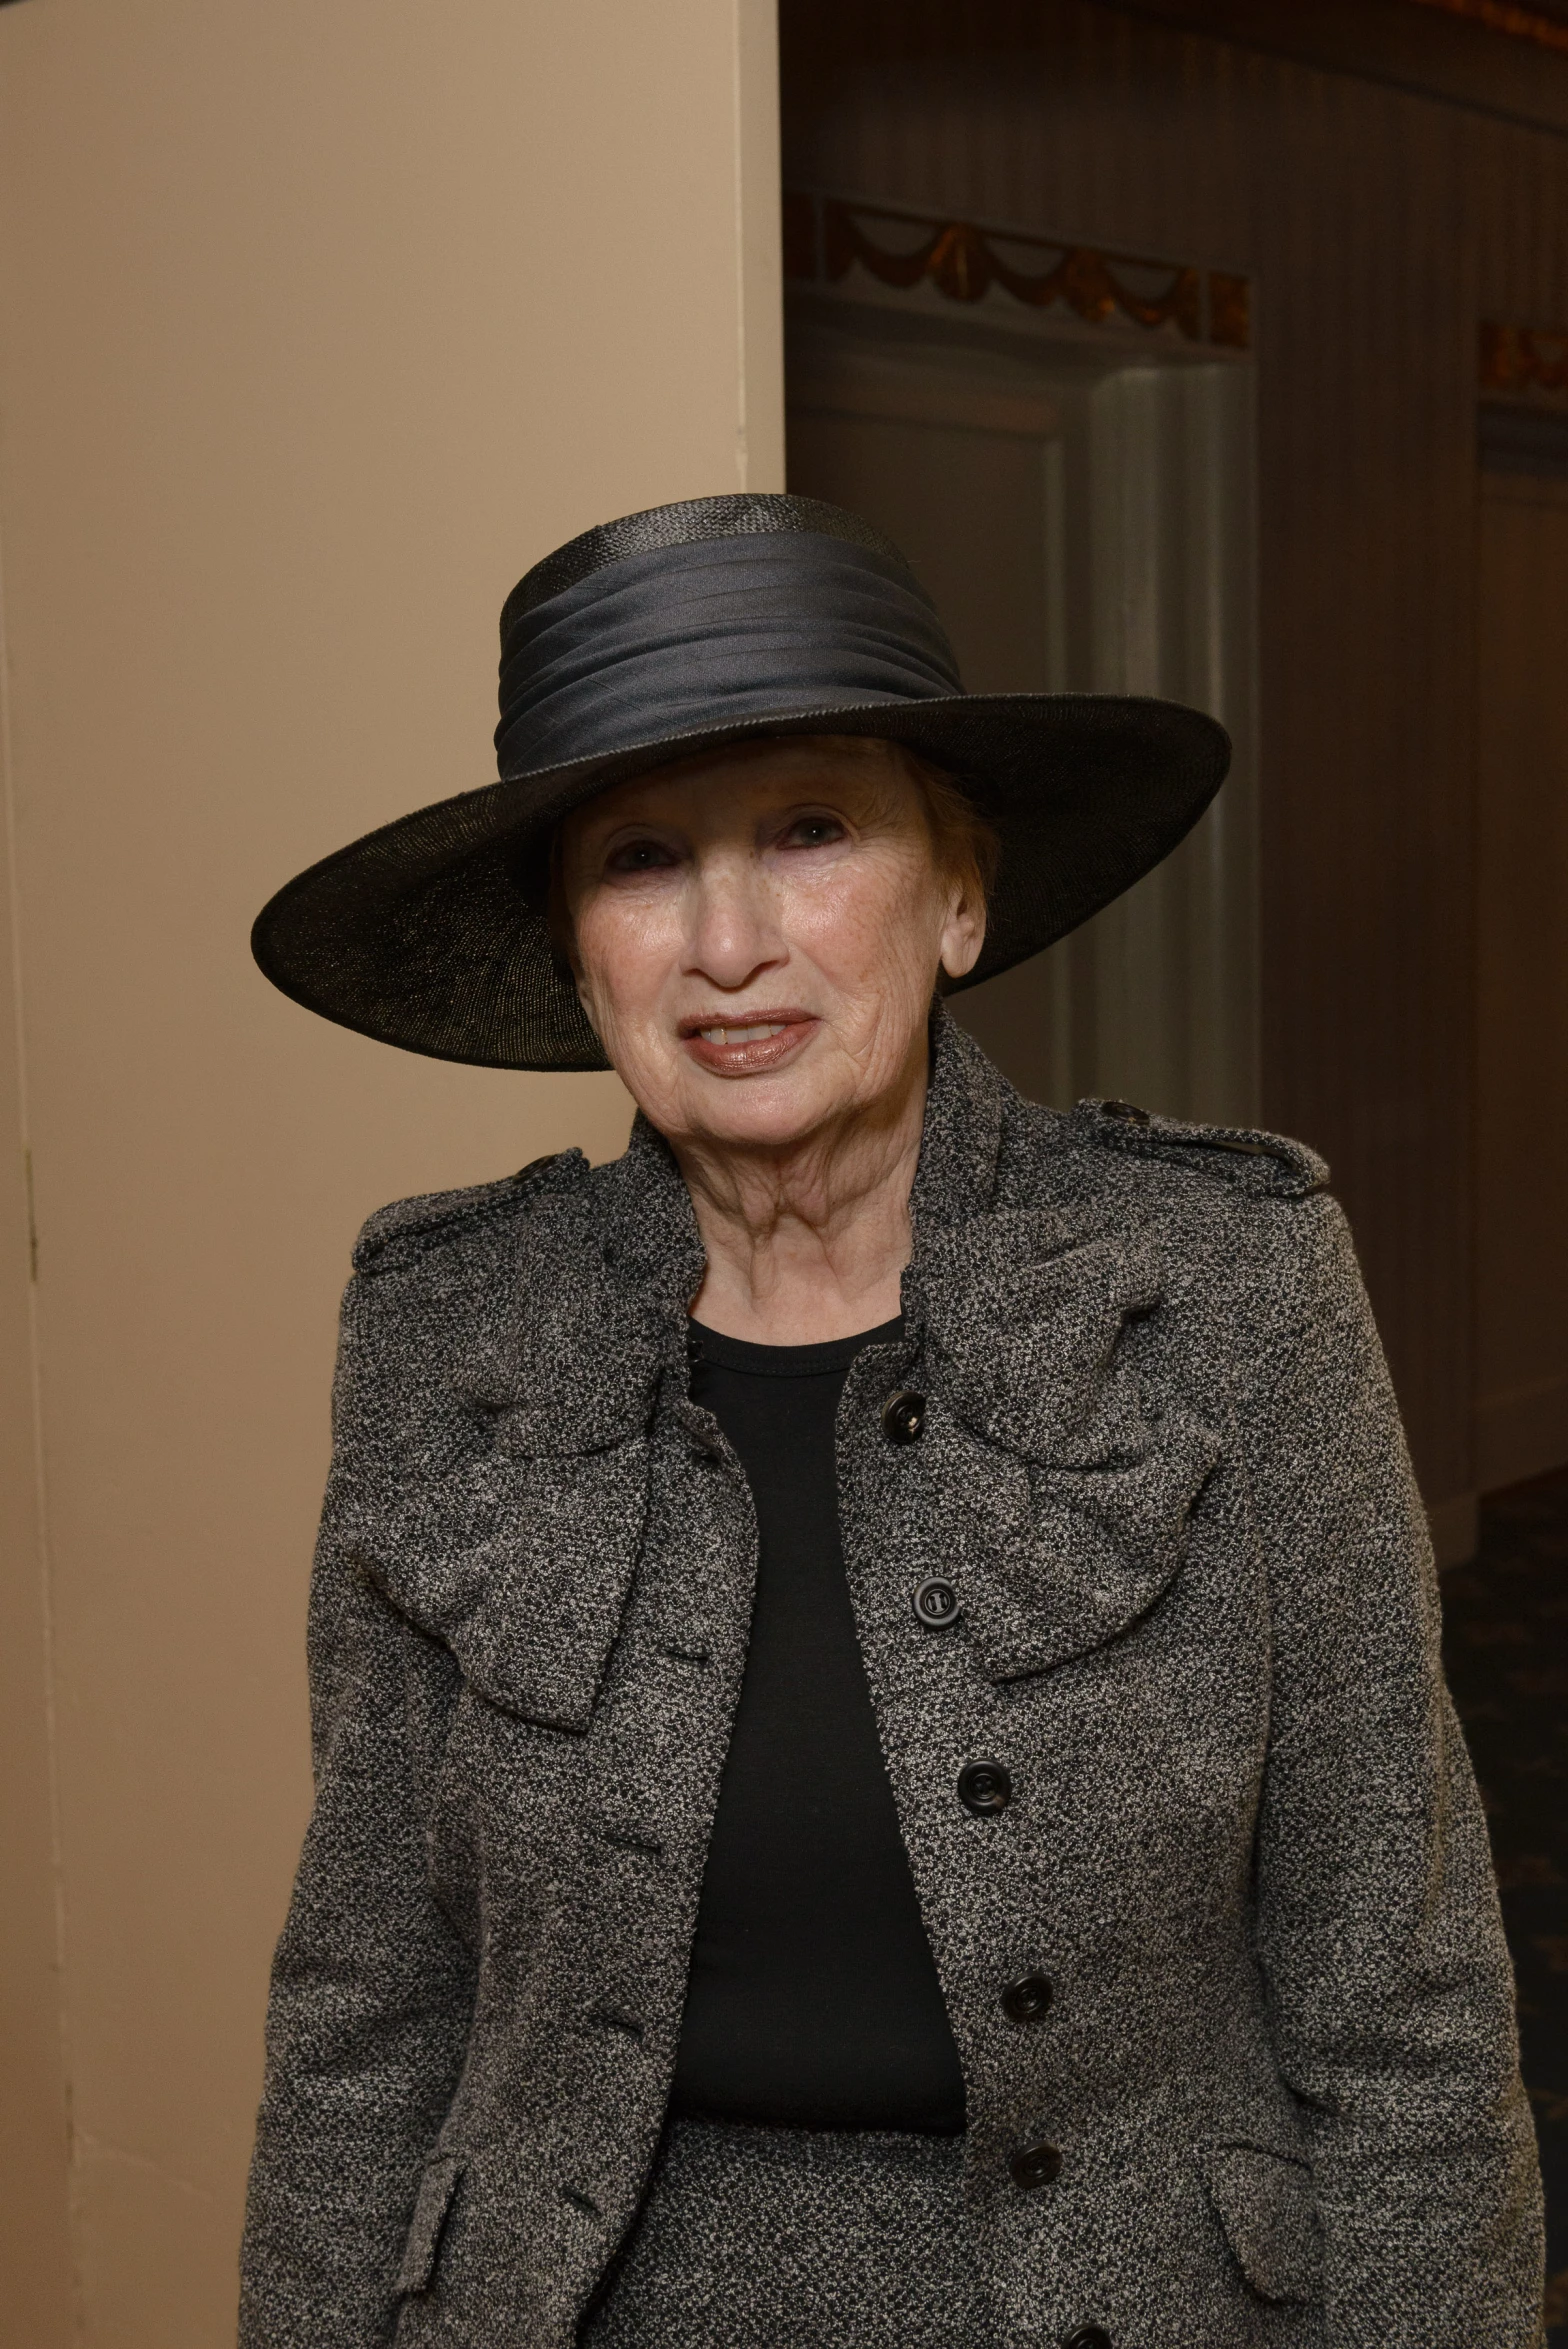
[907,1002,1009,1233]
[436,1004,1013,1473]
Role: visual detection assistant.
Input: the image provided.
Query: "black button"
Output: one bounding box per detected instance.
[911,1575,960,1628]
[1064,2330,1112,2349]
[1100,1098,1149,1125]
[881,1389,926,1443]
[1009,2139,1062,2190]
[957,1760,1012,1816]
[1001,1972,1053,2022]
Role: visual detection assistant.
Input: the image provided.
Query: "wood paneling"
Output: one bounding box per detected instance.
[783,0,1568,1512]
[1475,472,1568,1489]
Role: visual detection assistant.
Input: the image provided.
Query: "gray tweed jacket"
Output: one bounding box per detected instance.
[239,1012,1544,2349]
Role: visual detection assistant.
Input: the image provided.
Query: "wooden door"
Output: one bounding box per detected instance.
[788,324,1258,1124]
[788,368,1072,1106]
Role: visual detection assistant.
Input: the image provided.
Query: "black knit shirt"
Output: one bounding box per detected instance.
[668,1317,967,2134]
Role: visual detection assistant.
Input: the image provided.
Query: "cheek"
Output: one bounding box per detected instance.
[790,854,946,994]
[574,897,681,1045]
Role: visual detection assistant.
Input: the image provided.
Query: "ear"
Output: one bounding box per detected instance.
[938,870,986,982]
[573,965,601,1036]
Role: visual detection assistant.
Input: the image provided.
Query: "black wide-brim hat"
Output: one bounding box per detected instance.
[252,493,1230,1071]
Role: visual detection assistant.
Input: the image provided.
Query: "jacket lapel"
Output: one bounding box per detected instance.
[344,1175,696,1732]
[345,1439,653,1733]
[942,1396,1222,1683]
[907,1054,1221,1681]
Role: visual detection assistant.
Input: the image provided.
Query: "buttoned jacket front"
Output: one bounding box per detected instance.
[239,1016,1544,2349]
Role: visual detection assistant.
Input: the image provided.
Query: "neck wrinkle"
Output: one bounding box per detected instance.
[673,1062,924,1299]
[592,1001,1011,1334]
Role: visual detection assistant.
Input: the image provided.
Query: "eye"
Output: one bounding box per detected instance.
[605,836,679,875]
[782,813,847,850]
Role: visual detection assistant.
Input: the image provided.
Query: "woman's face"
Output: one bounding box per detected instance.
[558,738,985,1156]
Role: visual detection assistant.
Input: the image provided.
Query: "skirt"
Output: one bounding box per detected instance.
[579,2115,995,2348]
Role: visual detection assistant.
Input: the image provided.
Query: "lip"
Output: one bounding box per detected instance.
[678,1008,820,1079]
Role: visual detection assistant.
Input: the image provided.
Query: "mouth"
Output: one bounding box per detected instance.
[678,1009,819,1078]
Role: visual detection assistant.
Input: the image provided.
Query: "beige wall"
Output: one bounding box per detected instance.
[0,4,783,2341]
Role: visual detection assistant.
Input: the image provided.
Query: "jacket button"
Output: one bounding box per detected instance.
[880,1389,926,1443]
[1064,2331,1112,2349]
[957,1760,1012,1816]
[1100,1098,1149,1125]
[911,1575,960,1628]
[1000,1971,1053,2022]
[1009,2140,1062,2190]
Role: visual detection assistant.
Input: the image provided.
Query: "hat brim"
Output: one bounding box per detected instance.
[251,692,1230,1072]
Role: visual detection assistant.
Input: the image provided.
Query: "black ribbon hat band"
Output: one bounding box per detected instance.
[493,532,964,783]
[252,493,1231,1072]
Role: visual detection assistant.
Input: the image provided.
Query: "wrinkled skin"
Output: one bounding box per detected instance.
[558,734,985,1341]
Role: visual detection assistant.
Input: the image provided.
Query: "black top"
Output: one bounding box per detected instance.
[668,1317,967,2134]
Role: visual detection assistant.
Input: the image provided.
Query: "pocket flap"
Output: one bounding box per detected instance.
[395,2154,463,2296]
[1199,2141,1322,2305]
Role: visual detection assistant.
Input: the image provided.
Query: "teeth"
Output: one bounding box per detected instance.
[698,1022,788,1045]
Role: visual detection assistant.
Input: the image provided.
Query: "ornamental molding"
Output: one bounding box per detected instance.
[1480,319,1568,401]
[784,192,1251,353]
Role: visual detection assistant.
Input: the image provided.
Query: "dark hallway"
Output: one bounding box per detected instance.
[1443,1470,1568,2334]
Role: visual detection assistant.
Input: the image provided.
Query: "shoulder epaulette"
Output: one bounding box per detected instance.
[351,1147,588,1272]
[1074,1096,1329,1200]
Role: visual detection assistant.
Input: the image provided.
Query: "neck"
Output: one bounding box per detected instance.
[674,1047,927,1346]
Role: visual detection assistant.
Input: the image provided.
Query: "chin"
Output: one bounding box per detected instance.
[681,1070,842,1152]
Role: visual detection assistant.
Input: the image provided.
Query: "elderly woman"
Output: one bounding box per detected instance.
[241,495,1542,2349]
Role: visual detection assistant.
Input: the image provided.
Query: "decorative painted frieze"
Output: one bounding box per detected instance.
[1481,319,1568,401]
[784,191,1251,351]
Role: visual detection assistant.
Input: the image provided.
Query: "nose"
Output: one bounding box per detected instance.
[681,847,787,993]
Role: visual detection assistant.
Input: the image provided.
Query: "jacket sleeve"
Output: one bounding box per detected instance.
[239,1273,478,2349]
[1241,1191,1544,2347]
